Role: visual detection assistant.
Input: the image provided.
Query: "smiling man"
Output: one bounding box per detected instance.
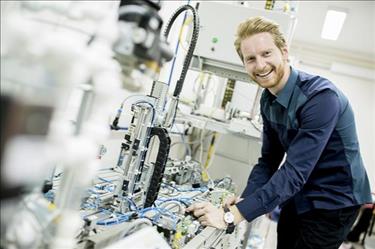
[186,16,372,249]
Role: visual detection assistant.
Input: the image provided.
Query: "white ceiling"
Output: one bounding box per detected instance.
[292,1,375,61]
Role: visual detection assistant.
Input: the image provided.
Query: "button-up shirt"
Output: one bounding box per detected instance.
[236,67,372,222]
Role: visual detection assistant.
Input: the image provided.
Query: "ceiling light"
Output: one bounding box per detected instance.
[321,10,347,40]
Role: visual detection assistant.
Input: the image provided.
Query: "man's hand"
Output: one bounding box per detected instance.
[224,196,243,207]
[186,202,226,229]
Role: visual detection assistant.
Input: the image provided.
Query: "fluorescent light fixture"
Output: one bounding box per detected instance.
[321,10,347,40]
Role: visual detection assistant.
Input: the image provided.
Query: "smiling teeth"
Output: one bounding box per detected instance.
[257,70,272,77]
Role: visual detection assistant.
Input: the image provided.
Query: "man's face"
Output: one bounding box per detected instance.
[240,32,289,91]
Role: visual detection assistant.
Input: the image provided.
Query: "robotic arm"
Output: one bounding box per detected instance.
[114,0,174,90]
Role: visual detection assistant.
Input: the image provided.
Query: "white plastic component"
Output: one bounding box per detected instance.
[228,118,261,138]
[50,210,83,249]
[183,113,261,139]
[1,136,62,187]
[188,116,207,130]
[194,2,296,67]
[104,226,171,249]
[188,223,198,235]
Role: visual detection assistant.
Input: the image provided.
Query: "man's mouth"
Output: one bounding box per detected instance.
[256,69,273,78]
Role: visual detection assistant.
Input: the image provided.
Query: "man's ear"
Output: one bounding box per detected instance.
[281,46,289,61]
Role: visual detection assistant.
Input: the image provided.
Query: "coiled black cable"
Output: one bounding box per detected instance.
[163,4,200,97]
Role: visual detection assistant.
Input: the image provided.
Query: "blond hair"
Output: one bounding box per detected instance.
[234,16,287,62]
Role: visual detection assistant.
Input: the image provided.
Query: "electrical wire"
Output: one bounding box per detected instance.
[158,201,185,214]
[97,176,113,184]
[138,206,174,219]
[166,1,191,87]
[160,183,207,193]
[118,196,138,211]
[199,126,207,169]
[177,16,193,52]
[111,95,155,130]
[157,196,192,204]
[171,124,192,157]
[201,132,219,182]
[133,101,156,124]
[163,3,199,97]
[96,211,135,226]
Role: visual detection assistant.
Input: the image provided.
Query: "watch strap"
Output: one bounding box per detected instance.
[224,206,235,234]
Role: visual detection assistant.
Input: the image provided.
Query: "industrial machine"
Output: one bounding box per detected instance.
[1,1,297,249]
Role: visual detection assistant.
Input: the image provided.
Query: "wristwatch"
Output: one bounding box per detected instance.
[223,206,235,234]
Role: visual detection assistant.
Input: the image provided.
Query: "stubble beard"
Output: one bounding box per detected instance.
[251,62,286,89]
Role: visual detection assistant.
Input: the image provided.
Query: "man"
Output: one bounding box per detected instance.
[186,16,372,249]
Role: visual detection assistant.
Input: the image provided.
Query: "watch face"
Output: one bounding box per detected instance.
[224,212,234,223]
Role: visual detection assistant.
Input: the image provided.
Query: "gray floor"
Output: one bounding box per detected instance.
[245,215,276,249]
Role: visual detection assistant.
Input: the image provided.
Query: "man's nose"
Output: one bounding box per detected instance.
[255,58,266,71]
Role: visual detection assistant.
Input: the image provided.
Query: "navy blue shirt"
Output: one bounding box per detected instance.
[236,67,372,222]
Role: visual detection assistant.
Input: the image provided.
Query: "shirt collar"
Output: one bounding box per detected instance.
[274,67,298,108]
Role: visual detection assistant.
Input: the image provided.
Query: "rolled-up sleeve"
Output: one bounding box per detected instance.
[237,89,340,221]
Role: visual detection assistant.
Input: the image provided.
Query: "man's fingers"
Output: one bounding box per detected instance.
[198,215,206,223]
[194,208,206,218]
[223,196,244,207]
[186,205,194,212]
[186,203,198,212]
[224,196,236,206]
[194,202,208,209]
[199,215,211,227]
[187,202,208,212]
[200,221,208,226]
